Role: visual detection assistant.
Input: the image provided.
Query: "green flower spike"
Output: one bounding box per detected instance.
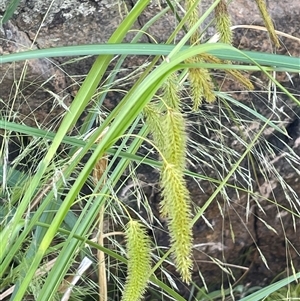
[121,220,152,301]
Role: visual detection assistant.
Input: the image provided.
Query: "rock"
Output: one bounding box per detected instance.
[0,21,70,128]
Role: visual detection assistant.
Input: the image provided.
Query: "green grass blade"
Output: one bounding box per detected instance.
[240,273,300,301]
[0,43,299,71]
[0,0,21,24]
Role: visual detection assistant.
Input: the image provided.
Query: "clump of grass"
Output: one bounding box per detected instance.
[0,1,300,301]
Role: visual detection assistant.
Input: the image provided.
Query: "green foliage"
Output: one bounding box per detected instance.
[0,0,22,24]
[240,273,300,301]
[264,282,300,301]
[0,0,299,300]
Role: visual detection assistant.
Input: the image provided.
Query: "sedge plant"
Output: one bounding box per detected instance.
[0,0,300,301]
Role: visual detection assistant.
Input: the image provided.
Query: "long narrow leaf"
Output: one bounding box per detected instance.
[0,43,299,71]
[0,0,21,24]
